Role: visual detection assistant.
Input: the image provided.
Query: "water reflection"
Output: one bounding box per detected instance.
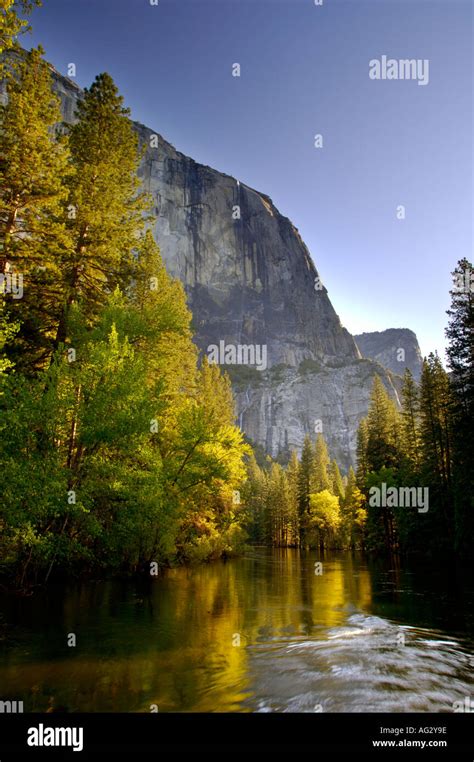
[0,549,472,712]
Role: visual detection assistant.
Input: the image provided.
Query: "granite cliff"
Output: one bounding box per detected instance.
[27,62,413,469]
[354,329,423,381]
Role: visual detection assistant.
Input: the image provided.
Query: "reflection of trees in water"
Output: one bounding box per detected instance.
[5,549,473,712]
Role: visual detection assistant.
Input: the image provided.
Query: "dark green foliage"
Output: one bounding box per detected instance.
[445,259,474,559]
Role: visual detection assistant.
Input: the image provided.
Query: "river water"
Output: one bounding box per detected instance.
[0,549,473,712]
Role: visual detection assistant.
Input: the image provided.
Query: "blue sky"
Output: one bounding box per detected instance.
[27,0,472,360]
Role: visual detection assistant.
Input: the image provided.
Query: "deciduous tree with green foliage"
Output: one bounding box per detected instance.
[308,490,341,550]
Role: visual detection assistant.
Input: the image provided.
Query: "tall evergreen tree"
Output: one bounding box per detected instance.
[366,375,400,471]
[446,259,474,411]
[0,0,41,75]
[297,435,314,546]
[0,46,71,369]
[445,259,474,558]
[54,72,150,349]
[420,354,452,490]
[356,417,369,489]
[312,433,331,492]
[419,353,453,547]
[0,46,68,265]
[330,459,345,501]
[267,464,292,546]
[360,377,402,553]
[400,368,421,473]
[286,450,300,546]
[242,454,268,544]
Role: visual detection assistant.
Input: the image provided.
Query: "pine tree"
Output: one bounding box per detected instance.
[286,450,300,546]
[242,454,268,543]
[0,1,41,76]
[360,377,403,552]
[0,47,68,264]
[420,354,452,489]
[389,370,423,551]
[446,259,474,410]
[419,353,453,547]
[356,417,369,488]
[330,459,345,501]
[400,369,421,473]
[297,435,313,546]
[445,259,474,557]
[0,46,71,369]
[366,375,400,471]
[312,433,331,492]
[54,72,150,349]
[267,463,292,546]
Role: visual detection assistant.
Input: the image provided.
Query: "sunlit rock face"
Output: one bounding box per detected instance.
[45,64,408,469]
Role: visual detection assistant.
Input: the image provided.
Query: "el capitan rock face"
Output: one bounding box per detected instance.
[135,120,358,369]
[35,63,410,469]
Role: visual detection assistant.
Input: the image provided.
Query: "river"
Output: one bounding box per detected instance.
[1,549,473,712]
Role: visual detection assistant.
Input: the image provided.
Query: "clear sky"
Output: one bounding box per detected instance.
[26,0,472,361]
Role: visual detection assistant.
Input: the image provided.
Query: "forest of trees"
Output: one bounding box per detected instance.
[0,3,472,593]
[242,436,366,551]
[244,264,473,563]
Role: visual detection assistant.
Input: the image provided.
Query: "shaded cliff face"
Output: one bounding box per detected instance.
[46,66,404,468]
[135,123,359,368]
[354,329,423,381]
